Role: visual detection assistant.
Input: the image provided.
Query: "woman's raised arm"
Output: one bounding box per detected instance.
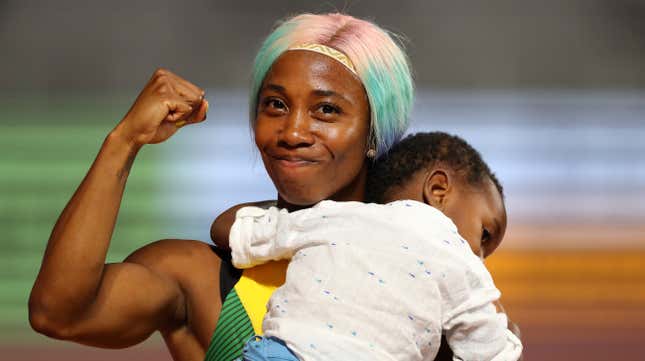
[28,69,208,348]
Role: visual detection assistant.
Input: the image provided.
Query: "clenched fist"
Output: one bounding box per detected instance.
[114,68,209,146]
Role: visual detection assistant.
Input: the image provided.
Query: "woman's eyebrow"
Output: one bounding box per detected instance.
[263,83,287,95]
[312,89,353,104]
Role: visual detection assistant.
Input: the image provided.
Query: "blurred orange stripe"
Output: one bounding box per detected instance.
[486,250,645,330]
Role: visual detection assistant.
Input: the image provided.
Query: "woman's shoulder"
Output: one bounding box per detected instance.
[125,239,222,284]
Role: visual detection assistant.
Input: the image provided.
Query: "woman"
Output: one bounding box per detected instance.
[29,13,414,361]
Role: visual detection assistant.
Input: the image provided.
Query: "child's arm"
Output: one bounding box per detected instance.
[210,200,277,251]
[229,205,335,268]
[440,256,523,361]
[444,305,522,361]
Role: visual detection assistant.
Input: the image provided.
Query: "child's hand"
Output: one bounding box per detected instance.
[212,201,278,250]
[494,298,523,360]
[493,300,521,337]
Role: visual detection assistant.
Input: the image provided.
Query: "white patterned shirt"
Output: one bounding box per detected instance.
[230,200,522,361]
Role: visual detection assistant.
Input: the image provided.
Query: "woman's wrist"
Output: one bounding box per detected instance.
[103,125,144,179]
[107,123,143,153]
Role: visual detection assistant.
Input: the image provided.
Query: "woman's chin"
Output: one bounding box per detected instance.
[277,186,327,209]
[271,173,327,207]
[279,193,321,208]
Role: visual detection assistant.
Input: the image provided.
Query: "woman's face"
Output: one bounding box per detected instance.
[254,50,370,208]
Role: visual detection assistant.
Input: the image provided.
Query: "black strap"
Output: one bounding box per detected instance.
[210,245,243,304]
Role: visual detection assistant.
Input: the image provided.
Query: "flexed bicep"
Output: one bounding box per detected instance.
[30,241,186,349]
[62,261,184,348]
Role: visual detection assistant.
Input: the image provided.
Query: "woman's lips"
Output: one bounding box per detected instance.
[274,157,317,168]
[269,153,320,169]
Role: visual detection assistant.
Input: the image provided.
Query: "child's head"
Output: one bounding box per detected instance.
[366,132,506,258]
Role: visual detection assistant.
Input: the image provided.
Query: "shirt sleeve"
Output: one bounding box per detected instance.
[395,201,522,360]
[440,254,523,361]
[229,204,337,268]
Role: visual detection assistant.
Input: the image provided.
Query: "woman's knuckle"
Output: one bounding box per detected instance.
[154,68,168,76]
[156,83,170,95]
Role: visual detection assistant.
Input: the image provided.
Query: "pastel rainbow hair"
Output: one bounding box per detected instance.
[250,13,414,157]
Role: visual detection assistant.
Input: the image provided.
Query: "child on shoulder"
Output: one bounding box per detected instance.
[231,132,522,361]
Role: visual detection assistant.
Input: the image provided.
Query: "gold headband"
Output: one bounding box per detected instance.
[288,43,357,75]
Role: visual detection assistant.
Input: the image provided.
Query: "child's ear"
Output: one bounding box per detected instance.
[422,170,451,211]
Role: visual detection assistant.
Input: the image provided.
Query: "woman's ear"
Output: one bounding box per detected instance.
[422,169,451,211]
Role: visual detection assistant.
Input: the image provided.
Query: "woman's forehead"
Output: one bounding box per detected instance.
[262,50,366,98]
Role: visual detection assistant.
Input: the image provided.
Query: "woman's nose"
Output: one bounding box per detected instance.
[279,109,314,147]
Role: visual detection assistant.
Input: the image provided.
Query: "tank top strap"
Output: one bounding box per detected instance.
[204,288,254,361]
[204,257,288,361]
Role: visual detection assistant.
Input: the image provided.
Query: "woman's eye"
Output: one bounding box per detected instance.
[261,98,287,114]
[322,104,336,113]
[268,99,285,109]
[317,103,340,115]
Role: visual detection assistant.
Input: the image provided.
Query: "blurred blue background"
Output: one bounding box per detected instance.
[1,1,644,360]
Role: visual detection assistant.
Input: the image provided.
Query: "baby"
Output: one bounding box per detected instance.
[231,132,522,361]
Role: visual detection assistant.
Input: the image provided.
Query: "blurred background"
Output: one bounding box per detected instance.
[1,0,644,360]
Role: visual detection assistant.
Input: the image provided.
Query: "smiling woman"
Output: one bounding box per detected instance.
[28,12,414,361]
[254,50,371,207]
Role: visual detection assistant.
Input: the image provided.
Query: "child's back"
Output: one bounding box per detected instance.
[232,200,520,360]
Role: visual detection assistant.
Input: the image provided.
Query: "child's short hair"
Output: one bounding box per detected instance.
[366,132,504,203]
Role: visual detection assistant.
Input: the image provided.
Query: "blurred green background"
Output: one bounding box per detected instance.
[0,97,166,342]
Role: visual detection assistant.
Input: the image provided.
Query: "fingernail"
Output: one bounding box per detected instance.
[175,120,187,128]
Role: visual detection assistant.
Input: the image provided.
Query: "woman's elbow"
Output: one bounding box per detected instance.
[29,310,60,339]
[29,310,72,340]
[28,293,76,340]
